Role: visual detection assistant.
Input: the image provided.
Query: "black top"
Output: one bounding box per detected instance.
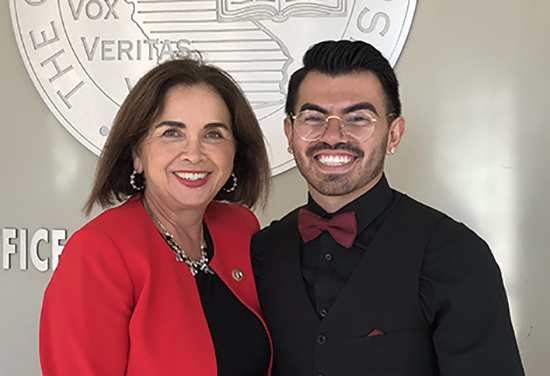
[195,226,270,376]
[252,174,525,374]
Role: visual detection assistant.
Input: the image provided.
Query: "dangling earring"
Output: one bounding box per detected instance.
[130,169,145,190]
[223,172,238,193]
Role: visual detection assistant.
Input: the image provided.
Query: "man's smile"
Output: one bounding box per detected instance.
[306,142,363,170]
[315,154,356,166]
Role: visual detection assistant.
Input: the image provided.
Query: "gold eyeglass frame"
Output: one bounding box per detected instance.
[290,109,397,142]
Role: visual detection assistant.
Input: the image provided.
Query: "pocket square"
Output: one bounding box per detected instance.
[367,328,385,337]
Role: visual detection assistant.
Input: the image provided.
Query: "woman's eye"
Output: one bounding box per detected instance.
[161,128,181,138]
[205,130,224,139]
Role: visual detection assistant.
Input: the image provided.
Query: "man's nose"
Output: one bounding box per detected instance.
[319,117,345,144]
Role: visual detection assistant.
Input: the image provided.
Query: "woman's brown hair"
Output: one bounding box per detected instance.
[84,57,270,215]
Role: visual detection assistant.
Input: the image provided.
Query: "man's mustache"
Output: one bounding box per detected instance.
[306,142,365,158]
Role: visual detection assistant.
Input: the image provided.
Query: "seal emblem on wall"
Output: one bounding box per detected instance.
[10,0,416,174]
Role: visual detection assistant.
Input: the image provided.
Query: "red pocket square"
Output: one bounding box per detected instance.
[367,329,385,337]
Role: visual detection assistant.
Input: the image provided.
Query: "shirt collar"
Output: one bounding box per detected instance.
[305,174,394,235]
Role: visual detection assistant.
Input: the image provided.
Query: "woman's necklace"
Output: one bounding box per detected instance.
[148,209,215,277]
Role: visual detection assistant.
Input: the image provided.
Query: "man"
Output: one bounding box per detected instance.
[251,40,524,376]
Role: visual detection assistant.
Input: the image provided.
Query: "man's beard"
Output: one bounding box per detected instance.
[294,137,387,197]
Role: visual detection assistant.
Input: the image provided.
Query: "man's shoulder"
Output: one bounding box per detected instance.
[397,191,485,247]
[253,206,303,244]
[394,191,447,219]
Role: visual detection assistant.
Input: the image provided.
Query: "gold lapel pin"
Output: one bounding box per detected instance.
[232,268,244,281]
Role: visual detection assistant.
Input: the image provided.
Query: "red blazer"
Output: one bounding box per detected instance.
[40,195,272,376]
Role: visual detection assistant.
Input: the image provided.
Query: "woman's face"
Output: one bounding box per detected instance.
[133,84,235,213]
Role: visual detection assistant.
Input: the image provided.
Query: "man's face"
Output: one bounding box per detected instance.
[285,71,404,204]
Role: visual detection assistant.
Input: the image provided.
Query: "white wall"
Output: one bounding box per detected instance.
[1,1,548,375]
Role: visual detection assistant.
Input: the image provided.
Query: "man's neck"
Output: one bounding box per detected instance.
[308,173,384,214]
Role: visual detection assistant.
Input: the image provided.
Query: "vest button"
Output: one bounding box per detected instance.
[317,334,327,345]
[324,253,333,261]
[319,309,328,318]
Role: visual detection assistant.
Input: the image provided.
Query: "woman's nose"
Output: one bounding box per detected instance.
[180,138,205,162]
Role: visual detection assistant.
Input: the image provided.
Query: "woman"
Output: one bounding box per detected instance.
[39,57,272,376]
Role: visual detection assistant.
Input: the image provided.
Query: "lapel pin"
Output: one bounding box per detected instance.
[232,268,244,281]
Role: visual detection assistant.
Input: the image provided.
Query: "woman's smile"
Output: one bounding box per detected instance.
[174,171,211,188]
[133,84,235,212]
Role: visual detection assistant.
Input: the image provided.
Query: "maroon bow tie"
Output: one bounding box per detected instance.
[298,209,357,248]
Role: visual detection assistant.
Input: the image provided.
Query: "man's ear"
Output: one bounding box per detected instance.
[386,116,405,155]
[284,117,294,152]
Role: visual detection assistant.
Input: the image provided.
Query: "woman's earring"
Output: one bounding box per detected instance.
[287,146,293,154]
[389,147,396,154]
[130,169,146,191]
[223,172,238,193]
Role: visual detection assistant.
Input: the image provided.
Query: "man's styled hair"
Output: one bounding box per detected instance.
[285,40,401,119]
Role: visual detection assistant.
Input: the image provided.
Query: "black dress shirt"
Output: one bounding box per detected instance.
[301,174,395,317]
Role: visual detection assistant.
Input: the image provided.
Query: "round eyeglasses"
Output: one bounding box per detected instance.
[291,109,391,142]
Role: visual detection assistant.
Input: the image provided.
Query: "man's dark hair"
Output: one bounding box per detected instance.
[285,40,401,119]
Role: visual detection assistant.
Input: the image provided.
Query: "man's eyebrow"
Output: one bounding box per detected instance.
[298,102,380,117]
[155,121,185,129]
[342,102,379,117]
[298,103,329,114]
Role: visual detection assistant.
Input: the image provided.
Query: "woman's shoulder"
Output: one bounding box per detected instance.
[205,201,259,232]
[68,195,150,251]
[84,195,145,232]
[59,195,155,270]
[206,201,257,220]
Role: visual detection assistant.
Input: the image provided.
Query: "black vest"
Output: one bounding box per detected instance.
[255,194,445,376]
